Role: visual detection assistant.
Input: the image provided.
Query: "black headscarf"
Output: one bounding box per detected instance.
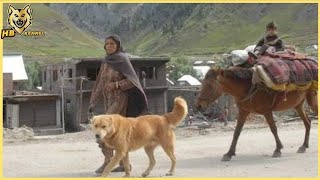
[104,35,148,117]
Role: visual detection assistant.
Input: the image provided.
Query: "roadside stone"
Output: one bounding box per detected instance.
[3,125,34,141]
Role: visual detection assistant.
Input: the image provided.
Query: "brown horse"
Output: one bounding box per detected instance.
[196,68,318,161]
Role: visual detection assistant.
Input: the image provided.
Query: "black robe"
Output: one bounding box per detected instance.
[105,52,148,117]
[254,34,284,52]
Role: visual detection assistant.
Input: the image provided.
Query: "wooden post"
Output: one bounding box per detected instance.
[78,77,84,129]
[61,76,65,133]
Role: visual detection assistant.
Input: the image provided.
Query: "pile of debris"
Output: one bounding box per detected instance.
[79,123,91,131]
[3,125,34,141]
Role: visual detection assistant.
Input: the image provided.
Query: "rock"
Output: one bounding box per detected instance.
[197,122,211,129]
[79,124,91,131]
[3,125,34,140]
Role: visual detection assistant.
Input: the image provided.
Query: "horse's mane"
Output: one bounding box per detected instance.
[222,68,253,80]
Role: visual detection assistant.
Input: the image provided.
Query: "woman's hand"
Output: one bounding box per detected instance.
[106,82,116,92]
[88,104,95,113]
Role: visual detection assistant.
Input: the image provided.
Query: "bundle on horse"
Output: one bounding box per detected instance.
[195,58,318,161]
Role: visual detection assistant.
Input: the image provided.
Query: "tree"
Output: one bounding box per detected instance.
[168,56,200,82]
[162,24,168,34]
[20,61,42,90]
[169,24,175,35]
[204,23,208,29]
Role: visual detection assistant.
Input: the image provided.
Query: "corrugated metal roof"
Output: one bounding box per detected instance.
[3,54,28,81]
[193,66,210,78]
[178,75,201,86]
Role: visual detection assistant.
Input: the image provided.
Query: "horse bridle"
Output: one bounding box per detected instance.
[198,77,221,102]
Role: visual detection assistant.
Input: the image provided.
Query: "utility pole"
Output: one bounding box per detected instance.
[60,76,65,133]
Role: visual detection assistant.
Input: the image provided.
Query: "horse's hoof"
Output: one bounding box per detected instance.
[272,151,281,158]
[221,154,232,161]
[297,146,306,153]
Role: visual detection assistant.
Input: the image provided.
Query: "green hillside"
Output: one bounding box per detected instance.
[2,3,317,64]
[125,4,318,56]
[3,3,104,64]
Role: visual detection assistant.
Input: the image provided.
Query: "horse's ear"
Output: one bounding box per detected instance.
[212,66,220,70]
[206,68,223,80]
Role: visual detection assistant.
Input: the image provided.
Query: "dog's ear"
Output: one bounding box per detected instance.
[24,5,32,15]
[109,116,114,124]
[8,5,15,15]
[105,120,116,138]
[102,115,112,126]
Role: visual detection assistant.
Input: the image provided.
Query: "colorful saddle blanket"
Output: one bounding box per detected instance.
[257,55,318,85]
[252,52,318,92]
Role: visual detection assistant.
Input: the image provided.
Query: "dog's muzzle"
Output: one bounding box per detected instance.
[95,134,103,144]
[15,19,25,27]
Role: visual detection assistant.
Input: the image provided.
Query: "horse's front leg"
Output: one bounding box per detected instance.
[222,109,249,161]
[264,112,283,157]
[294,102,311,153]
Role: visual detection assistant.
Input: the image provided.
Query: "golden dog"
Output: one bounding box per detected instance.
[90,97,188,177]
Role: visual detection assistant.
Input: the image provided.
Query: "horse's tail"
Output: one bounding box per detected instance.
[306,90,318,115]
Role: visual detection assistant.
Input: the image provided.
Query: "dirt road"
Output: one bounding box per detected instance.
[3,121,318,177]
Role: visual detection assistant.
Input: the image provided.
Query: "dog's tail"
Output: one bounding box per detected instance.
[164,97,188,127]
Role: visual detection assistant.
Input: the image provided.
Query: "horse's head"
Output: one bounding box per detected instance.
[196,68,223,111]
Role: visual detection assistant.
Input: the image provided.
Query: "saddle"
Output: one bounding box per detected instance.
[251,52,318,92]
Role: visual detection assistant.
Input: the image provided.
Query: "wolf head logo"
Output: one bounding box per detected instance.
[8,4,32,34]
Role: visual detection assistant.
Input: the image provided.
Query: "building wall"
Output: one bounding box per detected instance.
[42,64,79,131]
[133,61,167,87]
[3,73,13,96]
[62,64,77,92]
[167,89,199,112]
[167,88,237,120]
[63,92,78,131]
[42,64,76,93]
[145,89,167,114]
[78,92,106,124]
[41,66,49,91]
[6,99,58,128]
[76,61,101,90]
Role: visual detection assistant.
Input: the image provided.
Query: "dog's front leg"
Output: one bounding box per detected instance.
[122,152,131,177]
[101,150,126,177]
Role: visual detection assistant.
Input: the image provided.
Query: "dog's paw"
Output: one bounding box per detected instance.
[141,172,149,177]
[165,172,174,176]
[100,172,108,177]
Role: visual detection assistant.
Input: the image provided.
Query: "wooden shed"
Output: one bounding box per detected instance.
[3,91,62,135]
